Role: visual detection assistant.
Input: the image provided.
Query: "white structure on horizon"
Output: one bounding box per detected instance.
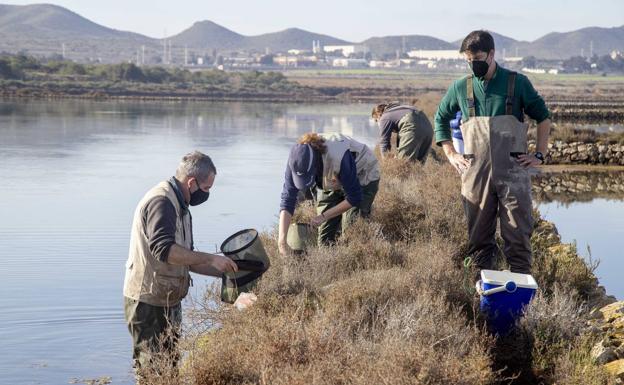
[523,68,545,74]
[324,45,369,57]
[407,50,463,60]
[288,49,308,55]
[312,40,322,54]
[332,58,368,68]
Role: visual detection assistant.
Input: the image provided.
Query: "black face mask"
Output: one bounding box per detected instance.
[189,180,210,206]
[470,54,490,79]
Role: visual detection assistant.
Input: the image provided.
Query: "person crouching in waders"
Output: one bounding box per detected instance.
[278,132,380,256]
[372,102,434,162]
[433,30,551,277]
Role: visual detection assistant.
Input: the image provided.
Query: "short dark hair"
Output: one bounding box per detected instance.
[460,30,495,54]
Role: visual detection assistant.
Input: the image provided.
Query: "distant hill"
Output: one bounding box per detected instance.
[362,35,455,57]
[525,25,624,59]
[452,32,527,58]
[169,24,349,53]
[0,3,145,39]
[0,3,157,63]
[169,20,243,50]
[451,28,624,59]
[0,3,622,63]
[242,28,349,53]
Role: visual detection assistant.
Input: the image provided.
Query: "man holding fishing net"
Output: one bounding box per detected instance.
[122,151,238,374]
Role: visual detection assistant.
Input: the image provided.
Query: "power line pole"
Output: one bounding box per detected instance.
[163,39,167,64]
[163,28,168,65]
[184,45,188,66]
[590,40,594,58]
[142,45,145,65]
[168,40,172,64]
[62,43,66,59]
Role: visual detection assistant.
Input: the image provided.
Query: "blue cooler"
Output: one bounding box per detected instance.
[477,270,538,335]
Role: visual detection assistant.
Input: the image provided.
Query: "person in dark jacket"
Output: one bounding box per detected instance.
[278,132,380,255]
[372,101,434,162]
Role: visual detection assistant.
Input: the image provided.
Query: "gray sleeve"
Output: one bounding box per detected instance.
[378,117,394,153]
[142,196,177,262]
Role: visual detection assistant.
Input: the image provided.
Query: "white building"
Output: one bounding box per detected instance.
[324,45,369,57]
[407,50,463,60]
[522,67,546,74]
[332,58,368,68]
[275,55,318,67]
[369,60,400,68]
[288,49,309,55]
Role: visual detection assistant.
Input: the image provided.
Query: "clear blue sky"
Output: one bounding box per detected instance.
[4,0,624,42]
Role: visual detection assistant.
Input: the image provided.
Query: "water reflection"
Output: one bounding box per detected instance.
[554,121,624,133]
[0,100,377,153]
[533,170,624,204]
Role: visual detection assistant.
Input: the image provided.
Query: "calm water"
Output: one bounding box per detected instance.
[538,198,624,298]
[0,99,622,384]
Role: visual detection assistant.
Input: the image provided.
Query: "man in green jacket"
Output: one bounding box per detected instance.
[434,30,551,275]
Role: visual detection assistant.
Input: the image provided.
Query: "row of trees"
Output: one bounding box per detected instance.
[562,54,624,73]
[0,54,293,88]
[518,53,624,74]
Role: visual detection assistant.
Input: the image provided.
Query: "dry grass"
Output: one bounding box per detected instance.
[138,157,612,385]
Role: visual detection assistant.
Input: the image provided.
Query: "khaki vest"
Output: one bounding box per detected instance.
[319,133,380,191]
[123,181,192,307]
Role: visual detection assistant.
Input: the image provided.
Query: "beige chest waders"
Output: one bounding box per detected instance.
[460,73,534,274]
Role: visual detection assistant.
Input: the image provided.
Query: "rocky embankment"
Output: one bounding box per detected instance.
[540,221,624,382]
[529,140,624,165]
[590,302,624,382]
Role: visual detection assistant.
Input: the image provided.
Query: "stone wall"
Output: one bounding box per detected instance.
[528,140,624,165]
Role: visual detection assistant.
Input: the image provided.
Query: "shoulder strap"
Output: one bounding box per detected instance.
[506,71,517,115]
[466,75,475,119]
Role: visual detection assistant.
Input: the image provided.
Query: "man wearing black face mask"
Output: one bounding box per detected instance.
[123,150,237,375]
[434,30,551,277]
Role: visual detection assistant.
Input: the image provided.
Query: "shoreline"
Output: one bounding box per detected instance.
[540,165,624,173]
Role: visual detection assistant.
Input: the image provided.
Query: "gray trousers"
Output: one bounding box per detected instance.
[397,110,434,163]
[316,180,380,245]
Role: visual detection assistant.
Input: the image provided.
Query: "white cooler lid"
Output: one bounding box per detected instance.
[481,270,538,289]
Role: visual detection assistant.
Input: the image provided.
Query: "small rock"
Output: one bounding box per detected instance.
[604,359,624,379]
[234,292,258,310]
[601,301,624,321]
[592,342,618,364]
[587,325,604,336]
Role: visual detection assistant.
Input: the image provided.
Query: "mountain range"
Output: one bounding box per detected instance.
[0,3,622,63]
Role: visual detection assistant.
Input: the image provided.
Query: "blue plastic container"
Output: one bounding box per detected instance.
[450,111,464,154]
[477,270,538,335]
